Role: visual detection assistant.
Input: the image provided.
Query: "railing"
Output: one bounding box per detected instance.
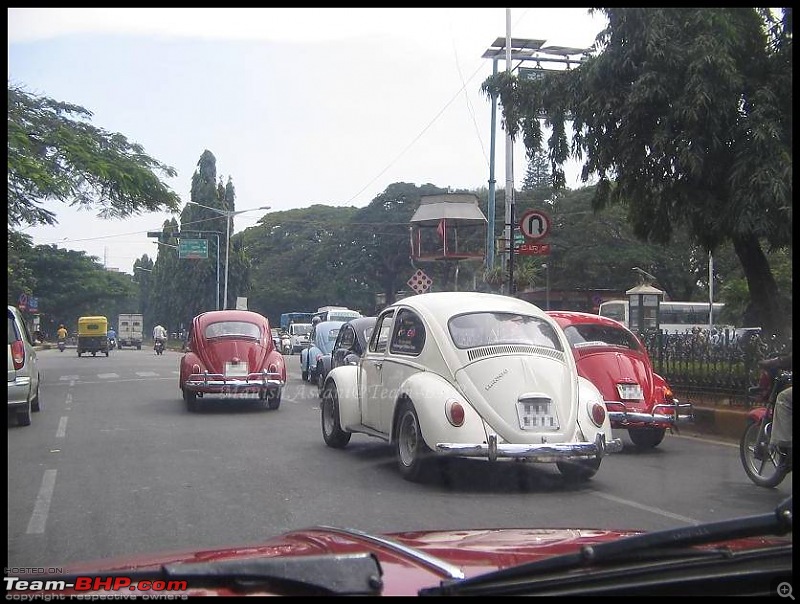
[640,330,790,408]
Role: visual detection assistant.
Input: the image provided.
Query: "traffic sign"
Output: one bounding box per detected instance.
[407,269,433,294]
[519,210,551,241]
[178,239,208,259]
[516,242,551,256]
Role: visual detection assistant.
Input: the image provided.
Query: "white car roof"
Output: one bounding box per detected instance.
[388,292,547,319]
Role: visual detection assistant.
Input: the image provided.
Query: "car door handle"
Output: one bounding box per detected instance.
[372,360,383,369]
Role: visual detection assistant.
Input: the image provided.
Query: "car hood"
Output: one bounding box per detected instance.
[572,348,654,402]
[16,525,788,597]
[198,339,268,372]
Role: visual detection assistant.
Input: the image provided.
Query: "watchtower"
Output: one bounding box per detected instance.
[409,194,487,262]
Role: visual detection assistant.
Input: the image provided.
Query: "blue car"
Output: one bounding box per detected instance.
[300,321,344,383]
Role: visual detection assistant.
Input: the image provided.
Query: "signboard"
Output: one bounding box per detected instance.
[519,210,551,241]
[516,242,551,256]
[407,269,433,295]
[18,293,28,311]
[236,297,248,310]
[178,239,208,259]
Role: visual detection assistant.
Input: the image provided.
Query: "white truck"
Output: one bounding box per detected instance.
[118,313,144,350]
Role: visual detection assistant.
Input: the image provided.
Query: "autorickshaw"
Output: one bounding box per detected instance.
[77,315,109,357]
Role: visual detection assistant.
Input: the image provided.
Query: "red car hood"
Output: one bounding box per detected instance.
[17,526,787,597]
[572,347,655,402]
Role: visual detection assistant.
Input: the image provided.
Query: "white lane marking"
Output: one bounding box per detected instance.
[591,491,700,525]
[26,469,57,534]
[135,371,159,377]
[56,416,68,438]
[65,393,72,407]
[59,375,79,381]
[97,373,120,379]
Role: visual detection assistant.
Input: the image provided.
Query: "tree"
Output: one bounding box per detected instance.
[8,83,182,228]
[521,145,551,192]
[482,8,792,339]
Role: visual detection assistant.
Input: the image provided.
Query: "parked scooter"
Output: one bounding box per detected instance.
[154,339,165,356]
[739,362,792,488]
[57,339,66,352]
[280,332,292,355]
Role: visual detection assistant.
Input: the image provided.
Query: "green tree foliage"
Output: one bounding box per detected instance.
[521,145,551,192]
[7,83,182,228]
[482,8,792,339]
[10,243,136,335]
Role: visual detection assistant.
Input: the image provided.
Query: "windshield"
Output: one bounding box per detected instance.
[448,312,563,350]
[8,6,793,599]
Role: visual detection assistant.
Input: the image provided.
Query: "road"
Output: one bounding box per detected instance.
[7,346,791,569]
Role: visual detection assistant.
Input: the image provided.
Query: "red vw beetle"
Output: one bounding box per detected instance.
[547,311,693,449]
[179,310,286,412]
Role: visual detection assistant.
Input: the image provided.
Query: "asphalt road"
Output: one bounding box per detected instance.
[7,346,791,569]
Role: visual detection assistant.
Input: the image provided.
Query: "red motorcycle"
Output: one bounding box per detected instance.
[739,365,792,488]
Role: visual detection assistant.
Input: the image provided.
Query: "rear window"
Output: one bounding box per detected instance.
[8,315,21,344]
[563,324,641,351]
[204,321,261,340]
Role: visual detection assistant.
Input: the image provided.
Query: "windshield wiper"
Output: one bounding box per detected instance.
[20,553,383,596]
[419,496,792,596]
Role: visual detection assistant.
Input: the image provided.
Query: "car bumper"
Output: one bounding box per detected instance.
[183,372,284,395]
[435,432,623,463]
[8,378,32,408]
[607,400,693,428]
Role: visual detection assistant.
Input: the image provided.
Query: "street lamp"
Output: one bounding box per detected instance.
[186,201,271,309]
[541,263,550,310]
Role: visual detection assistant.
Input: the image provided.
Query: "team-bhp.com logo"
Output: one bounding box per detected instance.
[4,572,188,599]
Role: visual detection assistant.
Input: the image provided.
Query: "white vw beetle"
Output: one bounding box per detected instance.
[320,292,622,482]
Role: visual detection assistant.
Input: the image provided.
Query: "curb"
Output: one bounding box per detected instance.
[680,405,750,442]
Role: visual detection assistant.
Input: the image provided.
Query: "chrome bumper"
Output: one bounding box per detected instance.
[184,370,283,392]
[607,401,693,427]
[435,432,623,463]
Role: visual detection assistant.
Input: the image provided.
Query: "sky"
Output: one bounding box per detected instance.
[8,7,607,273]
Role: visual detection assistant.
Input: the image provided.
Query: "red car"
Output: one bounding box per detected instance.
[179,310,286,412]
[6,499,792,596]
[547,311,693,449]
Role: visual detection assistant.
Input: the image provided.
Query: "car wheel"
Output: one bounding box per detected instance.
[556,457,601,481]
[628,427,666,449]
[17,399,32,427]
[395,400,433,482]
[266,390,281,410]
[317,369,326,398]
[31,381,41,412]
[321,384,351,448]
[301,367,308,381]
[183,388,198,412]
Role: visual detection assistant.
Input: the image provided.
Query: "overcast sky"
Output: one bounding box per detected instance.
[9,7,606,272]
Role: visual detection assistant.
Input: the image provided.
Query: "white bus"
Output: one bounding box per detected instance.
[598,299,728,333]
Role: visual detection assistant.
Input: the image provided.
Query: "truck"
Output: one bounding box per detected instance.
[280,312,314,333]
[117,313,144,350]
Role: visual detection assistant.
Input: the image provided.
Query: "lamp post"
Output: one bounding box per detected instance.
[186,202,271,309]
[542,263,550,310]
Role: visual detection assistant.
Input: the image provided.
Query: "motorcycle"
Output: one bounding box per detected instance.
[739,365,792,488]
[281,333,292,355]
[108,337,117,350]
[57,339,66,352]
[154,339,165,356]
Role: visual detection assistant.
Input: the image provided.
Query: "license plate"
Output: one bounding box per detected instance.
[225,362,248,377]
[516,400,559,430]
[617,383,643,400]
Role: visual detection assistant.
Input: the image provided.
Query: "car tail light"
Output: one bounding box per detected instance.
[268,363,279,376]
[589,401,606,427]
[445,399,465,427]
[11,340,25,370]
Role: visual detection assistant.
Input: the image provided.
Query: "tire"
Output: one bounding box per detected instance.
[266,390,281,410]
[317,369,326,398]
[105,351,109,357]
[183,388,198,412]
[17,399,32,426]
[739,420,789,488]
[556,457,601,481]
[394,400,433,482]
[628,427,666,449]
[137,344,141,350]
[301,366,308,382]
[31,382,41,413]
[321,384,351,448]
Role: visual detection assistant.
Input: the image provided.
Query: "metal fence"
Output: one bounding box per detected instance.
[640,329,791,407]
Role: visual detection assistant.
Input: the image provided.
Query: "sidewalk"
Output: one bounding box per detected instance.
[674,391,751,443]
